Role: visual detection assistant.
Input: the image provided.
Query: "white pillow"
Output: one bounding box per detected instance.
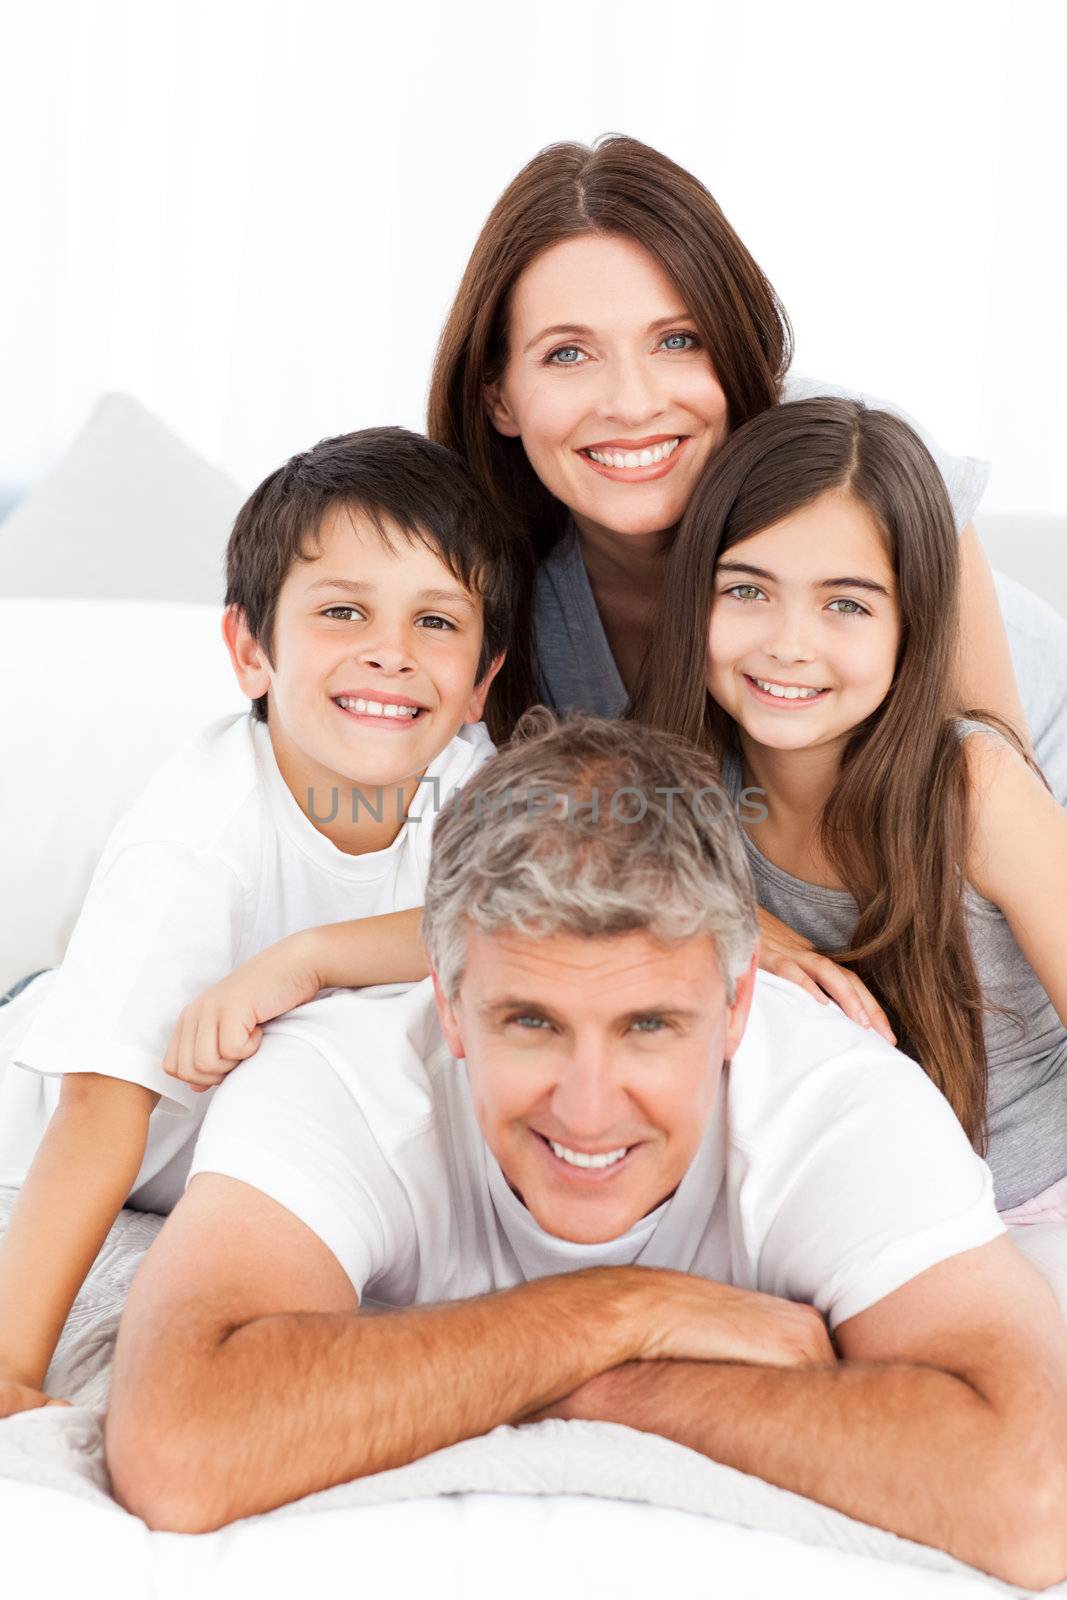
[0,598,247,991]
[0,394,244,605]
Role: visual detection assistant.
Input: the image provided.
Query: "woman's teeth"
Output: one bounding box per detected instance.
[753,678,825,700]
[549,1139,629,1170]
[336,697,422,718]
[586,438,680,469]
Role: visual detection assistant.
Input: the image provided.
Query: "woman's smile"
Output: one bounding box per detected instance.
[578,434,688,483]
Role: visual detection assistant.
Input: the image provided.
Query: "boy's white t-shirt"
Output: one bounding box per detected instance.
[188,971,1005,1330]
[0,713,494,1212]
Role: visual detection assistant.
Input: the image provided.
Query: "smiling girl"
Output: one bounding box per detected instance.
[631,397,1067,1304]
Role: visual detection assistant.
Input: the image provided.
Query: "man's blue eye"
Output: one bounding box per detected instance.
[632,1017,666,1032]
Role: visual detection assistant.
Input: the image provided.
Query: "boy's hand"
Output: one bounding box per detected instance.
[163,933,324,1091]
[0,1373,72,1418]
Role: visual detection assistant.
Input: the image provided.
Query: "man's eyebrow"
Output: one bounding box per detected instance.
[523,312,695,354]
[304,578,477,609]
[716,560,891,597]
[479,997,560,1022]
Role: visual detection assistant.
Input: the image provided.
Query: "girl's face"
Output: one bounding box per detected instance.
[485,233,729,546]
[706,489,902,757]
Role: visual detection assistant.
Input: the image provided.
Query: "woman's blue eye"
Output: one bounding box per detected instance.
[828,598,867,616]
[547,346,586,365]
[661,332,697,351]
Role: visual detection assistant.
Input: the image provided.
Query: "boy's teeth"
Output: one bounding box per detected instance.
[754,679,824,700]
[337,697,420,717]
[587,437,680,469]
[549,1139,629,1170]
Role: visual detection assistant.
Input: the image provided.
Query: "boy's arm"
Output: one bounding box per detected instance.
[164,909,427,1089]
[0,1073,158,1411]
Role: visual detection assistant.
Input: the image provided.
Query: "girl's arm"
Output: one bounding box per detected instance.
[0,1073,158,1415]
[163,908,427,1090]
[964,732,1067,1026]
[755,905,896,1043]
[957,525,1032,755]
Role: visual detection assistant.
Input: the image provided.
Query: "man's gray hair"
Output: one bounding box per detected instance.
[423,710,758,1003]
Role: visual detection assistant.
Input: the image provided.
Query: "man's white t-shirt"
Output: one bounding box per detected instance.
[0,713,493,1212]
[188,971,1005,1330]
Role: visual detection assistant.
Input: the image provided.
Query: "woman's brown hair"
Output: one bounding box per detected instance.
[428,134,793,740]
[632,396,1029,1149]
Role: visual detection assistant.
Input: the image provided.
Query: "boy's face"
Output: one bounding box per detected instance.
[228,505,500,801]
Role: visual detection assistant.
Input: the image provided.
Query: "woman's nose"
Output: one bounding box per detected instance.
[597,352,663,428]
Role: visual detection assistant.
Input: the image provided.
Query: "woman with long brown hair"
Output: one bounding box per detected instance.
[429,133,1065,789]
[630,395,1067,1305]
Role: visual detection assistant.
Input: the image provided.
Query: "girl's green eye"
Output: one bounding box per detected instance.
[727,584,764,602]
[547,346,585,365]
[661,332,697,351]
[828,598,867,616]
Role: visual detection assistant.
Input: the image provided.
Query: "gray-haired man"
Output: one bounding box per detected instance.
[106,715,1067,1587]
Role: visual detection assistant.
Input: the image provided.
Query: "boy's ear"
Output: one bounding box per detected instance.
[483,381,521,439]
[465,651,506,724]
[221,606,272,702]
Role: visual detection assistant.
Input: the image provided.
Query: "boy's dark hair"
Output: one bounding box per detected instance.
[225,427,517,722]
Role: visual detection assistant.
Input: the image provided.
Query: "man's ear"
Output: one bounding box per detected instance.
[431,971,467,1061]
[221,605,272,702]
[723,945,759,1061]
[484,380,521,439]
[465,651,507,723]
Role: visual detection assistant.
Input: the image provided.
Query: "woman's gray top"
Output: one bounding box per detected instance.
[532,371,1067,803]
[718,723,1067,1212]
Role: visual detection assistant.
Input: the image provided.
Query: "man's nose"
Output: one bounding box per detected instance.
[550,1045,629,1140]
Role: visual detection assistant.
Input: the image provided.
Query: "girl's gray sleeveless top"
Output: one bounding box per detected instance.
[720,725,1067,1211]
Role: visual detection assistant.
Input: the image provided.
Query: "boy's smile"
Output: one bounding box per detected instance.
[228,504,499,854]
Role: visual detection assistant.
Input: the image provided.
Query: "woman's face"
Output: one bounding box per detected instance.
[486,233,729,546]
[706,489,902,758]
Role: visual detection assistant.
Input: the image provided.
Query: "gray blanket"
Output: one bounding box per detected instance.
[0,1188,1054,1595]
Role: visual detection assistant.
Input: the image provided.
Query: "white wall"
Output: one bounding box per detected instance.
[1,0,1064,511]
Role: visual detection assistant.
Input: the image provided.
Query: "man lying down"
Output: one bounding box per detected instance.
[106,713,1067,1589]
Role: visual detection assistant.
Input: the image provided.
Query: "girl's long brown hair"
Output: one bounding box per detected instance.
[632,396,1030,1149]
[428,134,793,741]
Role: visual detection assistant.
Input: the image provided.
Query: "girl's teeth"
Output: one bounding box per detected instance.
[549,1139,629,1170]
[754,679,824,700]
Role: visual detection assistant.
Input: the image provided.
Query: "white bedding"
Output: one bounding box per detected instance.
[0,1188,1056,1599]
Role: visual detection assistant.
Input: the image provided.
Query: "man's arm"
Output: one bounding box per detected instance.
[539,1239,1067,1590]
[105,1173,830,1534]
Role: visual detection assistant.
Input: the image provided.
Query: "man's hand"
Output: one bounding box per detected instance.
[0,1371,71,1418]
[626,1269,835,1371]
[755,910,896,1044]
[163,933,323,1090]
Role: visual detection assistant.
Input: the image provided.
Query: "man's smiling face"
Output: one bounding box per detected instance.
[434,926,757,1245]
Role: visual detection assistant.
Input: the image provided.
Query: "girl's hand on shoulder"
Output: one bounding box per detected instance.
[0,1373,72,1419]
[162,932,324,1091]
[755,909,897,1044]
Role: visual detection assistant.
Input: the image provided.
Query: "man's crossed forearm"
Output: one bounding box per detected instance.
[106,1262,1065,1586]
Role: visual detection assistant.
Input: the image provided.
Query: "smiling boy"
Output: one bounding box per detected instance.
[0,427,512,1418]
